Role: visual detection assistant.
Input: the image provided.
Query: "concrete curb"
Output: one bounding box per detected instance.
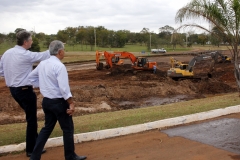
[1,105,240,154]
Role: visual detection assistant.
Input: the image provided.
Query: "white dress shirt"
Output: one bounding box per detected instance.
[28,56,72,100]
[0,45,50,87]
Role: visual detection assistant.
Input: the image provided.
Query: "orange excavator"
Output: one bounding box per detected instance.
[96,50,157,71]
[96,51,123,70]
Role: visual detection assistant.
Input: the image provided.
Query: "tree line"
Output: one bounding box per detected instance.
[0,25,227,52]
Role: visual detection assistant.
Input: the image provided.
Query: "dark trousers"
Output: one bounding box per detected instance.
[30,97,75,160]
[9,86,38,153]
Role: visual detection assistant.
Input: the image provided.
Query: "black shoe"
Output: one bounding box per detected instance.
[71,155,87,160]
[26,149,46,157]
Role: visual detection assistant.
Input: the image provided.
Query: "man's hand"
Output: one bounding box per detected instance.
[66,103,75,116]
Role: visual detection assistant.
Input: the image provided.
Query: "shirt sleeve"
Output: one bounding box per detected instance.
[28,65,40,87]
[57,65,72,100]
[28,50,50,63]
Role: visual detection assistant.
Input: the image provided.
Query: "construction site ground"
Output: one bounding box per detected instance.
[0,50,240,160]
[0,50,237,124]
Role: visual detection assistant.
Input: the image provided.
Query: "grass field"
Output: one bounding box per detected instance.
[0,92,239,146]
[1,40,230,56]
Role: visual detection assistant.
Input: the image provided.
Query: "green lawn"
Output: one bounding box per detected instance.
[0,92,239,147]
[1,41,228,56]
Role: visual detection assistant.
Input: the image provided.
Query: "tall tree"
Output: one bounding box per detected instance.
[110,30,127,48]
[0,33,6,45]
[198,33,208,45]
[57,30,68,43]
[158,25,175,48]
[6,32,16,46]
[139,28,150,46]
[29,37,40,52]
[76,26,86,51]
[158,25,174,39]
[35,32,46,41]
[85,26,95,51]
[175,0,240,94]
[170,32,185,49]
[43,35,56,48]
[96,26,109,48]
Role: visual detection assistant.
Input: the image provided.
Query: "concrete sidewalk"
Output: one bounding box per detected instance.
[1,105,240,155]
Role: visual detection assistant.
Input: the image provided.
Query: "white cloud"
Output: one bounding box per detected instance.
[0,0,196,34]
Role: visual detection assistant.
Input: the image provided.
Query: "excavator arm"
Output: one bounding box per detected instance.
[113,51,137,64]
[208,51,231,63]
[186,55,212,72]
[170,57,183,68]
[96,51,104,70]
[103,51,136,68]
[103,51,114,68]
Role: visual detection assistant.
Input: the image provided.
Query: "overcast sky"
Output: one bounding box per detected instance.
[0,0,194,35]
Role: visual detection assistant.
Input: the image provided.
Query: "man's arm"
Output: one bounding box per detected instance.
[57,66,75,116]
[28,65,40,87]
[57,66,72,100]
[67,97,74,104]
[28,50,50,63]
[66,102,75,116]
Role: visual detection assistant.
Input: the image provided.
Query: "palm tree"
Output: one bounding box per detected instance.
[175,0,240,93]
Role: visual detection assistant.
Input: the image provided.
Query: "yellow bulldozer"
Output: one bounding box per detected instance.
[167,51,231,80]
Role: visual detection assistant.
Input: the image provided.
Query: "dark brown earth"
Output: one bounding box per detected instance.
[0,50,237,124]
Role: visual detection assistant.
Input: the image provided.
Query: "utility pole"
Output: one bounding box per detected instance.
[186,33,188,47]
[150,32,151,50]
[94,28,96,51]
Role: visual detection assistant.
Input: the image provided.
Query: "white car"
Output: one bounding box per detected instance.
[158,48,167,53]
[151,48,166,53]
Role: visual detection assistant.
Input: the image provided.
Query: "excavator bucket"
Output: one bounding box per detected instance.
[96,62,104,70]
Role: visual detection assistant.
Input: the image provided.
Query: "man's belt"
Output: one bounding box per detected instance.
[9,86,32,90]
[44,97,64,101]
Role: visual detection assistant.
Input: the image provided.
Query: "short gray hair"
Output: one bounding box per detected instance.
[16,30,32,46]
[49,40,64,55]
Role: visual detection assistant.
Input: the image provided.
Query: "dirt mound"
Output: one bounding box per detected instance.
[197,79,236,94]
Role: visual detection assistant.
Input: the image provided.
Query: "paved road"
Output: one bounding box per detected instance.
[1,113,240,160]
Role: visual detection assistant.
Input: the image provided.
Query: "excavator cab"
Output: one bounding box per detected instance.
[112,56,119,63]
[137,58,142,67]
[111,56,124,65]
[141,58,147,67]
[180,64,188,70]
[137,57,147,67]
[133,57,156,70]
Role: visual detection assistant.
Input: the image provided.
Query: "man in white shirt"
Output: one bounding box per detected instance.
[28,40,86,160]
[0,30,50,157]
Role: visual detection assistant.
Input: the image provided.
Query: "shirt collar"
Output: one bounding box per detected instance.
[14,45,27,50]
[50,55,61,62]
